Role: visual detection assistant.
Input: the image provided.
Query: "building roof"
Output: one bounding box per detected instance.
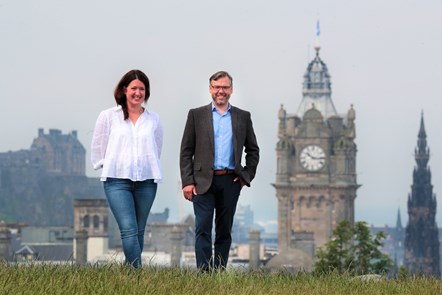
[296,46,338,120]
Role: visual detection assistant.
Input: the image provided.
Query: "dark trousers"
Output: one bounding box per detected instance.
[193,174,241,270]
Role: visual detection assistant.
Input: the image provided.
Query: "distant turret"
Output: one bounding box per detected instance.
[278,104,287,138]
[346,104,356,138]
[404,113,440,276]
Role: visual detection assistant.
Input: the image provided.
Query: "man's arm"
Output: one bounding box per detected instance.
[179,109,196,188]
[243,112,260,185]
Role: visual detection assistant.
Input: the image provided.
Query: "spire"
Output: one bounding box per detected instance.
[415,111,429,169]
[405,112,440,276]
[295,22,338,120]
[396,208,403,229]
[417,111,427,150]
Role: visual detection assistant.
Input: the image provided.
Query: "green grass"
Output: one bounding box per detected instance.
[0,262,441,294]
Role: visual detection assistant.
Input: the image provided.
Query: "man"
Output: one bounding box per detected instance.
[180,71,260,271]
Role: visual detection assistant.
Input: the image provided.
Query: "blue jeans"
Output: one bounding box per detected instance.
[103,178,157,268]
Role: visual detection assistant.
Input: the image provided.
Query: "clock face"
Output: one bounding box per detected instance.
[300,145,326,171]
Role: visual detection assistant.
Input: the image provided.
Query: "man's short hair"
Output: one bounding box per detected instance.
[209,71,233,85]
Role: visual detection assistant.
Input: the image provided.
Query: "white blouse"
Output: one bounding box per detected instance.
[91,105,163,182]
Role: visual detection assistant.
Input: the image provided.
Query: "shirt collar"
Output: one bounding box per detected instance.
[112,104,149,114]
[211,103,231,112]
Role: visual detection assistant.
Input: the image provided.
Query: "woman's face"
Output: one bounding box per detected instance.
[124,79,146,108]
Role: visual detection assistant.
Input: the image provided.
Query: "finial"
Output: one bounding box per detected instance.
[278,104,286,120]
[347,104,356,121]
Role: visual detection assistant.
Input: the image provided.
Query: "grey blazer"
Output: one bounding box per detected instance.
[180,103,260,195]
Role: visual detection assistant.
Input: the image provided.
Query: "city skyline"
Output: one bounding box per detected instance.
[1,1,442,229]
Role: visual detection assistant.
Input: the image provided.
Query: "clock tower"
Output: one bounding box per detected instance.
[274,46,359,253]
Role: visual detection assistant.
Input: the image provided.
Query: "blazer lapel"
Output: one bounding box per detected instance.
[204,104,215,151]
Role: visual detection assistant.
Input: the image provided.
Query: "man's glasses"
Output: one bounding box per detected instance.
[210,84,232,91]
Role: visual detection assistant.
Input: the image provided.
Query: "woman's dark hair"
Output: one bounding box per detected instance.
[114,69,150,120]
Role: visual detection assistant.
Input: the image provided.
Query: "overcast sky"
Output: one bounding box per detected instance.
[1,0,442,231]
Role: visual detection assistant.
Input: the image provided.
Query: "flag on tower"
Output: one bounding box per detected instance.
[316,20,320,37]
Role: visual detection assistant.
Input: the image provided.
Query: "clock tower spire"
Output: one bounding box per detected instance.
[296,46,338,120]
[274,45,358,253]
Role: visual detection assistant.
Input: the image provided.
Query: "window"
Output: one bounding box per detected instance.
[93,215,100,229]
[83,215,90,228]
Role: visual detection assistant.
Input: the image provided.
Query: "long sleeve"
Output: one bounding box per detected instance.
[180,109,196,187]
[155,119,164,159]
[91,110,110,170]
[243,111,260,184]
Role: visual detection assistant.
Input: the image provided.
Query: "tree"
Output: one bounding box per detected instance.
[314,220,393,275]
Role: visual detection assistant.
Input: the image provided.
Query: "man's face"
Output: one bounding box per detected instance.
[209,76,233,107]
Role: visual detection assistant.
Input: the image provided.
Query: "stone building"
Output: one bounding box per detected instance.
[371,209,442,275]
[0,221,11,261]
[370,209,405,267]
[0,128,86,176]
[30,128,86,176]
[273,45,358,253]
[145,215,195,253]
[73,199,109,263]
[15,226,74,262]
[404,114,440,276]
[0,129,194,266]
[0,128,104,226]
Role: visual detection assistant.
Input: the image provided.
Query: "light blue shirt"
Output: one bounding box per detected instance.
[212,103,234,170]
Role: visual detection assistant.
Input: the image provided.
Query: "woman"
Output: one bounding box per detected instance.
[91,69,163,268]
